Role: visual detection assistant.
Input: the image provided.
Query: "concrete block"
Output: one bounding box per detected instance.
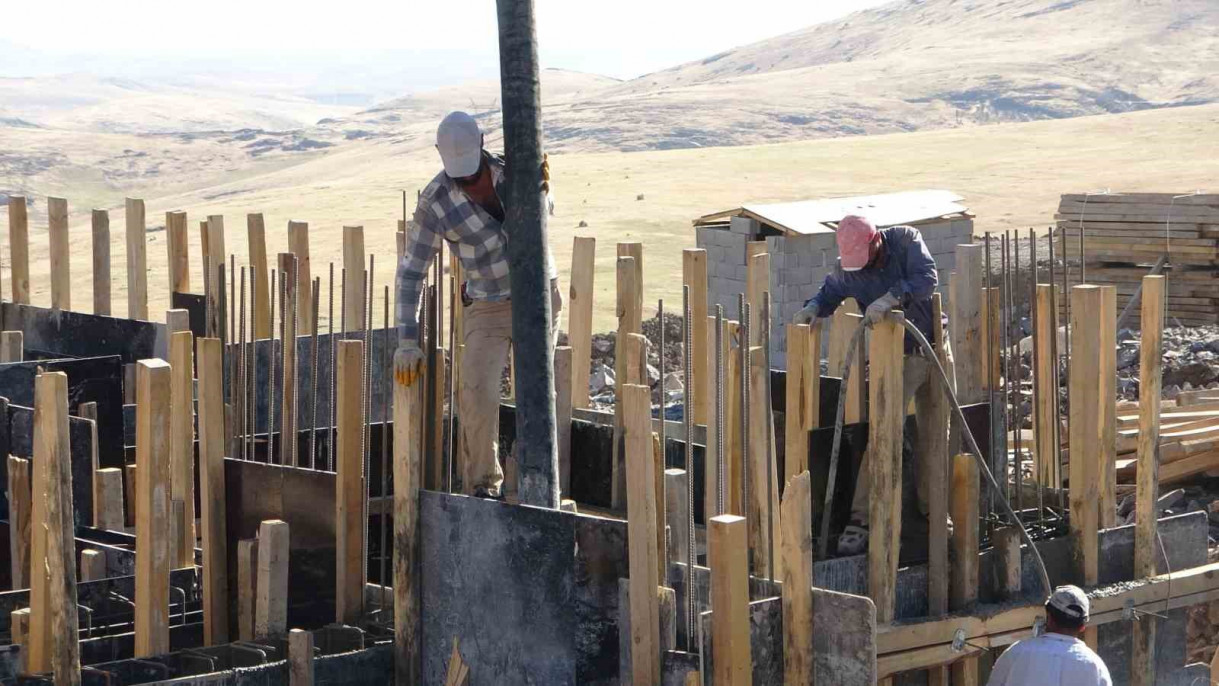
[730,216,759,236]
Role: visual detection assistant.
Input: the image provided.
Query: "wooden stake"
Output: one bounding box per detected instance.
[653,432,666,581]
[342,226,366,332]
[336,340,366,623]
[1069,285,1102,651]
[725,321,743,516]
[248,214,271,339]
[950,244,985,405]
[612,255,641,509]
[624,383,661,685]
[0,330,23,362]
[125,198,148,320]
[568,236,596,409]
[780,471,813,685]
[92,208,112,315]
[393,343,423,685]
[279,253,300,465]
[829,300,865,423]
[80,549,106,582]
[205,216,227,338]
[748,346,782,579]
[1132,275,1165,686]
[289,628,315,686]
[48,197,70,311]
[745,248,768,336]
[868,313,904,625]
[709,514,751,686]
[197,337,230,645]
[665,468,689,567]
[783,323,819,482]
[237,539,259,641]
[1034,284,1059,487]
[135,359,172,657]
[94,468,125,532]
[7,456,30,589]
[9,195,29,304]
[683,249,709,425]
[11,607,29,649]
[255,519,290,640]
[554,345,573,495]
[927,293,951,633]
[950,452,980,685]
[170,331,197,568]
[166,211,190,295]
[288,221,313,332]
[1099,285,1118,529]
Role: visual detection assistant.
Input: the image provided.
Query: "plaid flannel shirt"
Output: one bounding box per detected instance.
[396,153,556,342]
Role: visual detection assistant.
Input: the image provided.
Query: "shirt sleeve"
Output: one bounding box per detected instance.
[806,271,846,319]
[396,199,443,343]
[890,227,938,304]
[985,645,1013,686]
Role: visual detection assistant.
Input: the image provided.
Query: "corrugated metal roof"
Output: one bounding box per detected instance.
[693,190,971,236]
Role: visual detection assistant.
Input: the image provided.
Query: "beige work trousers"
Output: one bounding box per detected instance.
[849,337,956,521]
[459,280,562,496]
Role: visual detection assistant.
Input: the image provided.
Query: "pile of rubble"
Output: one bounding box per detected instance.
[1116,325,1219,401]
[585,313,686,412]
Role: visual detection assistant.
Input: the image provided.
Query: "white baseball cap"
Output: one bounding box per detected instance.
[1047,585,1089,622]
[436,111,483,179]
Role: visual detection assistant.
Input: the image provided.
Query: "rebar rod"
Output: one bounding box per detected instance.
[362,262,373,593]
[682,285,696,651]
[309,277,321,469]
[379,284,391,611]
[740,296,750,540]
[762,292,775,582]
[1001,233,1011,509]
[714,305,725,517]
[1010,231,1023,520]
[229,255,237,458]
[238,267,247,461]
[983,232,994,525]
[658,298,667,569]
[278,270,287,464]
[447,253,458,493]
[249,265,257,463]
[336,266,345,471]
[1030,228,1044,524]
[1058,224,1070,516]
[1047,227,1065,516]
[269,269,277,463]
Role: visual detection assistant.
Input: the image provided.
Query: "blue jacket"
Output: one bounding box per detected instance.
[805,226,942,353]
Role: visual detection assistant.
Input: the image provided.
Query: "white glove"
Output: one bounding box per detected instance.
[865,292,901,325]
[393,342,426,388]
[792,303,819,325]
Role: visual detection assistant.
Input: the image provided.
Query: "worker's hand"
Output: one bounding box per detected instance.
[865,292,901,326]
[393,342,425,387]
[541,153,550,194]
[792,302,819,326]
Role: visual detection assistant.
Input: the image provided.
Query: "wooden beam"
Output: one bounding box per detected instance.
[665,468,690,568]
[9,195,29,304]
[288,221,313,333]
[1099,285,1118,529]
[1132,275,1165,686]
[784,322,820,482]
[0,330,23,362]
[135,358,172,658]
[709,514,751,686]
[237,539,258,641]
[91,209,112,315]
[706,314,722,521]
[1034,284,1059,488]
[950,244,984,404]
[780,471,813,685]
[48,196,70,311]
[624,383,661,685]
[11,607,29,650]
[170,331,196,568]
[199,220,210,268]
[1069,285,1103,651]
[612,255,641,509]
[166,210,190,295]
[94,468,125,532]
[336,340,366,623]
[343,226,366,332]
[255,519,290,640]
[197,337,230,645]
[555,345,573,495]
[393,343,423,685]
[745,247,768,336]
[868,313,904,626]
[748,346,782,579]
[949,452,980,685]
[289,628,315,686]
[279,252,300,465]
[683,249,709,425]
[568,236,595,409]
[248,214,271,339]
[829,300,865,423]
[653,432,666,581]
[80,549,106,582]
[125,198,148,320]
[8,456,30,589]
[927,293,951,645]
[725,321,743,516]
[205,216,227,340]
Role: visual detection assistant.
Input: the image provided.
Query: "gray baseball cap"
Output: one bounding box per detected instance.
[436,111,482,179]
[1047,584,1089,622]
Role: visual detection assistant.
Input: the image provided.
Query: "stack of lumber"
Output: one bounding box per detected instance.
[1057,193,1219,326]
[1116,397,1219,486]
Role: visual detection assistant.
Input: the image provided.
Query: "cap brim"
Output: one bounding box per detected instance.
[443,150,481,179]
[841,266,864,272]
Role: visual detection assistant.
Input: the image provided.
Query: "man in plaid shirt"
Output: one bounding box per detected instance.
[394,111,560,499]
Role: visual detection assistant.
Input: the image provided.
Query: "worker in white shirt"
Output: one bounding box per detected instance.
[986,585,1113,686]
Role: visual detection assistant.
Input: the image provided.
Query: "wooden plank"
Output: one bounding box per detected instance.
[624,383,661,685]
[393,343,423,685]
[683,249,709,425]
[726,321,743,516]
[1099,286,1117,529]
[237,539,258,641]
[197,338,230,645]
[166,211,190,295]
[205,216,226,340]
[288,221,313,332]
[135,359,172,657]
[248,214,271,339]
[709,514,751,686]
[169,331,196,568]
[980,288,1001,391]
[1034,284,1059,487]
[568,236,596,409]
[867,313,904,626]
[91,209,112,315]
[9,195,29,304]
[926,293,950,636]
[125,199,149,320]
[612,255,641,509]
[780,471,813,685]
[11,607,29,649]
[745,247,768,336]
[124,462,137,527]
[255,519,290,640]
[706,314,723,521]
[279,253,300,465]
[665,468,690,568]
[343,226,366,333]
[949,452,980,685]
[8,456,30,589]
[80,549,106,582]
[0,330,22,362]
[289,628,315,686]
[784,324,810,482]
[1061,192,1219,205]
[748,346,782,579]
[94,468,124,532]
[336,340,366,623]
[1132,275,1165,686]
[950,244,984,405]
[829,300,865,423]
[48,197,70,311]
[1069,285,1103,650]
[555,346,573,495]
[652,432,666,581]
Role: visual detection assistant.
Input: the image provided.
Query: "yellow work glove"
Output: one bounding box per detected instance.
[541,153,550,194]
[393,342,425,388]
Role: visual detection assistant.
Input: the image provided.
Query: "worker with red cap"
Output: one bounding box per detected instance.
[793,214,955,556]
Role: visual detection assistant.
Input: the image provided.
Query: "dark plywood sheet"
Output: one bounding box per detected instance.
[2,403,96,527]
[0,302,161,364]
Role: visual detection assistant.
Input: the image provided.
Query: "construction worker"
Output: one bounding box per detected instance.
[792,214,954,555]
[986,585,1112,685]
[393,111,560,499]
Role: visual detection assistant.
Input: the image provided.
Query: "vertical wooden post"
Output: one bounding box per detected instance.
[980,288,1001,392]
[950,452,980,685]
[951,244,985,405]
[617,242,644,312]
[612,255,642,509]
[92,209,112,315]
[393,342,423,685]
[829,300,865,423]
[780,471,813,685]
[279,253,300,465]
[1069,285,1102,649]
[80,549,106,582]
[7,456,30,589]
[289,628,315,686]
[725,321,743,515]
[993,526,1022,600]
[783,323,819,482]
[624,383,660,685]
[1099,285,1117,529]
[205,216,227,338]
[166,210,190,296]
[926,293,951,649]
[48,197,70,311]
[135,359,171,658]
[200,220,211,269]
[248,214,271,339]
[1034,284,1059,487]
[748,346,782,579]
[27,405,51,672]
[170,331,197,568]
[706,314,722,522]
[125,198,149,320]
[197,338,230,645]
[568,236,596,409]
[94,468,125,532]
[343,226,366,332]
[652,432,666,581]
[255,519,290,640]
[683,249,709,425]
[1132,275,1165,686]
[867,313,904,626]
[554,346,573,495]
[336,340,366,623]
[9,195,29,304]
[745,247,768,335]
[288,221,313,330]
[0,331,23,362]
[665,468,690,568]
[237,539,259,641]
[709,514,751,686]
